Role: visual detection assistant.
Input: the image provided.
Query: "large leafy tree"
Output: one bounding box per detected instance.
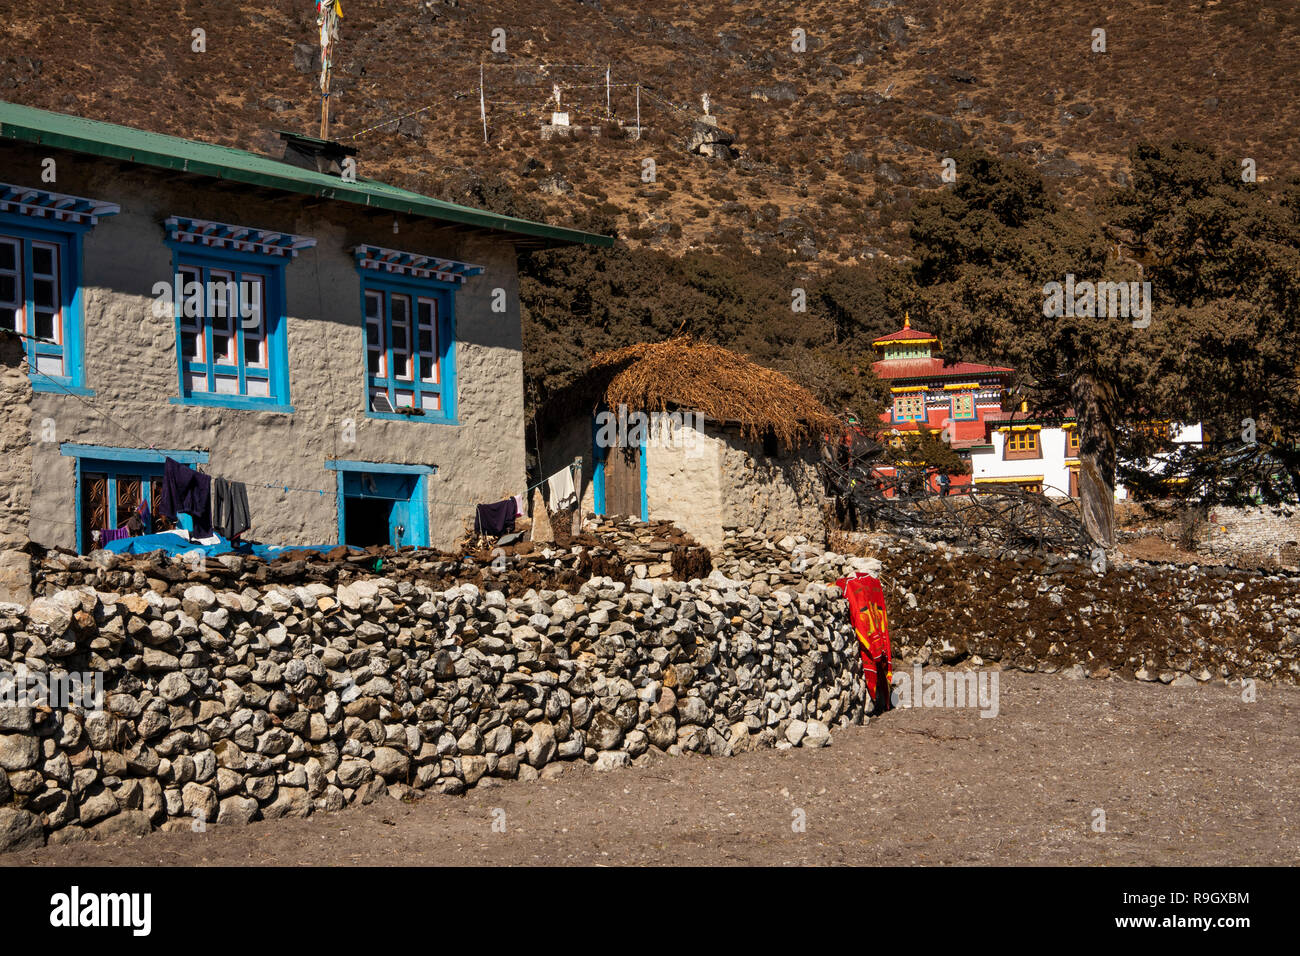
[908,150,1135,544]
[1106,142,1300,503]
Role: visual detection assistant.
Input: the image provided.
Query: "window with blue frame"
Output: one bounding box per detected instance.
[362,281,455,420]
[171,256,290,409]
[893,393,926,423]
[62,444,209,554]
[165,217,314,413]
[175,262,276,400]
[0,232,62,364]
[0,184,117,394]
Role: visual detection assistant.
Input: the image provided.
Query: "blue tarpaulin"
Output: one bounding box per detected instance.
[103,532,353,560]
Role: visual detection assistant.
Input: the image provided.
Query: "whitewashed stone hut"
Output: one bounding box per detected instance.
[540,339,836,549]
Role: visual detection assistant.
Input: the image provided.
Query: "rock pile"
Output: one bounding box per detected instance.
[716,526,882,587]
[870,538,1300,684]
[0,570,866,850]
[33,515,716,600]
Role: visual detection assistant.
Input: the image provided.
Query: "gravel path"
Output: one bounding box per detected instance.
[6,671,1296,866]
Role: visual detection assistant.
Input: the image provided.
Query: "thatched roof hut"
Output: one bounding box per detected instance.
[537,338,833,547]
[587,337,839,449]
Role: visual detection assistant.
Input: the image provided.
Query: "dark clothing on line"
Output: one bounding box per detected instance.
[159,457,212,537]
[474,498,517,536]
[212,477,252,540]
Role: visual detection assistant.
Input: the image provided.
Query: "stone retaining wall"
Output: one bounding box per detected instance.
[1201,506,1300,567]
[0,571,867,850]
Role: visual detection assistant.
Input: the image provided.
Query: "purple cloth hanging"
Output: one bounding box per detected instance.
[474,498,517,536]
[100,527,130,544]
[159,457,212,536]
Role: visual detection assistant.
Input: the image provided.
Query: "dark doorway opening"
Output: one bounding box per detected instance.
[343,496,395,548]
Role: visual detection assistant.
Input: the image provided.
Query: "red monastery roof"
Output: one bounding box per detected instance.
[871,358,1013,381]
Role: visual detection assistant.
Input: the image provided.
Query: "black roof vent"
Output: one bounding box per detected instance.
[276,130,357,176]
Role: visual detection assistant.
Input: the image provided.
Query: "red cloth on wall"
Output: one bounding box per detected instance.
[835,572,893,713]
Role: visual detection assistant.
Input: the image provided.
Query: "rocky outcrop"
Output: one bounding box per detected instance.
[686,117,737,159]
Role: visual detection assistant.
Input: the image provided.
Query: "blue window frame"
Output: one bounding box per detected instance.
[0,216,91,395]
[359,273,457,424]
[61,444,209,553]
[166,243,292,413]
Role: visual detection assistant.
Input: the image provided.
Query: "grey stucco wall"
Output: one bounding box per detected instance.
[0,332,32,602]
[5,145,525,551]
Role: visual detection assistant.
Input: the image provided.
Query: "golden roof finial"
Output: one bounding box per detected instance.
[903,311,911,329]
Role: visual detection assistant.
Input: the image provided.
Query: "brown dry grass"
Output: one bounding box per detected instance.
[591,336,838,447]
[2,0,1295,264]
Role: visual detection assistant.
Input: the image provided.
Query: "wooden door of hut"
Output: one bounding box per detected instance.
[604,442,643,518]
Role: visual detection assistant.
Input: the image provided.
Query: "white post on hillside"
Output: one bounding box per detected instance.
[480,63,488,144]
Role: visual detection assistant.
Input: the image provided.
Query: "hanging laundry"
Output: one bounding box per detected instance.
[159,457,212,537]
[99,527,131,545]
[512,493,526,516]
[546,463,577,510]
[212,477,252,541]
[474,498,517,536]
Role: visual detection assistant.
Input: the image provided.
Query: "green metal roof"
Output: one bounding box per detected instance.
[0,100,612,249]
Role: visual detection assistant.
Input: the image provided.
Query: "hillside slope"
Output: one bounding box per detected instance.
[4,0,1298,263]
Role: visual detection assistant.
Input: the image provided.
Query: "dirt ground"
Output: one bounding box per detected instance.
[5,670,1296,867]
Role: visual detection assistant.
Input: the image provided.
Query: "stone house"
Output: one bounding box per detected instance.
[0,101,608,556]
[539,339,837,549]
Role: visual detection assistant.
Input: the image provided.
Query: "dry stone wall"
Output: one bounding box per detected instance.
[0,568,868,850]
[1200,506,1300,567]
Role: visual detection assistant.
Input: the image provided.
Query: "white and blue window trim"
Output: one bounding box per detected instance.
[61,443,209,554]
[354,244,483,425]
[0,183,120,396]
[164,217,316,414]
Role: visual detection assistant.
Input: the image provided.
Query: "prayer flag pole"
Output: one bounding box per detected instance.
[316,1,343,139]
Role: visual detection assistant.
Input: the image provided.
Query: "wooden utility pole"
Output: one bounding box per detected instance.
[320,72,331,140]
[316,0,341,140]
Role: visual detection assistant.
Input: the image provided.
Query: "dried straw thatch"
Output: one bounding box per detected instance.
[588,337,839,449]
